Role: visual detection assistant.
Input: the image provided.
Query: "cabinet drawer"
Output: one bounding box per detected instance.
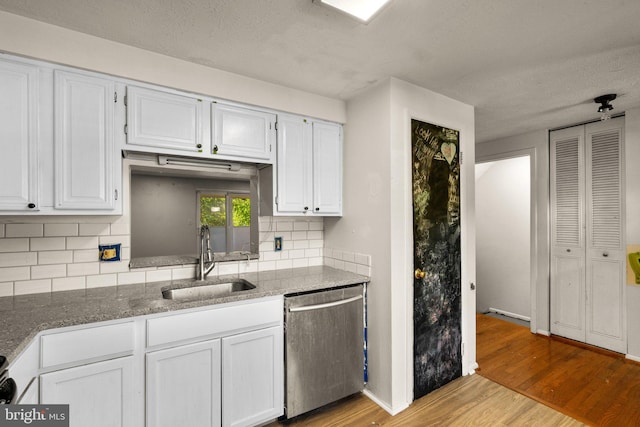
[146,297,282,348]
[40,321,135,369]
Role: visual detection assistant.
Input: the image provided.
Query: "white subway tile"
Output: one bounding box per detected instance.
[344,262,357,273]
[67,236,99,250]
[120,247,131,261]
[99,235,130,247]
[305,248,321,258]
[324,247,333,258]
[292,231,308,241]
[261,252,281,262]
[0,238,29,253]
[357,265,371,276]
[79,223,110,236]
[52,276,86,292]
[14,279,51,295]
[307,231,323,240]
[342,251,356,263]
[258,261,276,272]
[0,266,30,282]
[74,249,99,263]
[259,242,273,252]
[293,221,309,231]
[217,262,238,276]
[355,253,371,266]
[31,264,66,279]
[324,257,335,268]
[308,257,323,266]
[292,258,309,269]
[172,267,196,280]
[100,261,130,274]
[146,269,172,283]
[117,271,146,285]
[109,223,130,236]
[30,237,66,251]
[292,240,310,250]
[289,249,306,259]
[308,221,324,231]
[38,251,73,265]
[0,282,13,297]
[334,260,345,270]
[238,261,258,274]
[276,221,293,232]
[67,262,100,277]
[276,259,293,270]
[309,240,323,249]
[86,274,117,288]
[0,252,37,267]
[44,224,78,237]
[6,224,43,238]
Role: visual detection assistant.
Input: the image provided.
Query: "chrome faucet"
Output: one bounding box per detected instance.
[198,225,215,280]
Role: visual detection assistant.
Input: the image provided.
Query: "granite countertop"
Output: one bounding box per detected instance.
[0,266,369,365]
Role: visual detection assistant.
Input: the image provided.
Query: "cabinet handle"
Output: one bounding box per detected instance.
[315,207,320,212]
[27,203,36,209]
[603,252,609,257]
[213,145,218,154]
[304,206,309,211]
[196,143,202,149]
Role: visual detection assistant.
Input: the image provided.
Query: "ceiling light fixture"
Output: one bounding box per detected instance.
[158,155,241,171]
[315,0,392,22]
[594,94,616,121]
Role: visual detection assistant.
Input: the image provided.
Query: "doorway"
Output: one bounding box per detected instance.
[475,156,531,324]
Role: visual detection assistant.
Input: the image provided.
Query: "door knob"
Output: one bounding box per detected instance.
[415,268,426,279]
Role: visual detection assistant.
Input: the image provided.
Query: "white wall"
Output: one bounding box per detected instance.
[0,11,345,124]
[475,157,531,318]
[625,107,640,359]
[476,130,549,334]
[325,77,475,414]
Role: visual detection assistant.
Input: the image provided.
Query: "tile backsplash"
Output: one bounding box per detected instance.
[0,216,369,297]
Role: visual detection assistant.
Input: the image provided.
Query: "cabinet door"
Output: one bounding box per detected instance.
[0,59,39,211]
[276,115,312,214]
[222,326,283,427]
[312,121,342,215]
[147,340,221,427]
[54,71,118,210]
[40,356,135,427]
[127,85,204,152]
[213,103,275,162]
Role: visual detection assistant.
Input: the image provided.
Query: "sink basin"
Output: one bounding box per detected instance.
[162,279,256,300]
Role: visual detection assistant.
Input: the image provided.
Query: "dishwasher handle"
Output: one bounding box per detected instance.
[288,295,362,313]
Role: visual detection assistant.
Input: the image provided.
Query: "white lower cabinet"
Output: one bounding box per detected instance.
[40,356,135,427]
[222,327,283,427]
[147,340,222,427]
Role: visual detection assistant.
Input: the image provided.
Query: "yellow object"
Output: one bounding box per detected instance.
[101,248,117,260]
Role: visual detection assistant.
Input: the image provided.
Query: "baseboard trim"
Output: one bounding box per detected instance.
[362,389,408,416]
[625,353,640,364]
[536,329,550,336]
[488,307,531,322]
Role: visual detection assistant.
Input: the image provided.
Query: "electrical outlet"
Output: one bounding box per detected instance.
[274,237,282,251]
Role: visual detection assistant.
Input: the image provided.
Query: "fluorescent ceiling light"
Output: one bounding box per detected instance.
[158,155,241,171]
[317,0,392,22]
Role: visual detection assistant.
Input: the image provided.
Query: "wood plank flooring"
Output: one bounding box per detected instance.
[269,372,583,426]
[476,313,640,426]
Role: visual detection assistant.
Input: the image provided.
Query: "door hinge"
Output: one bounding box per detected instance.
[124,95,127,107]
[275,196,278,205]
[115,189,118,201]
[274,122,278,131]
[124,124,128,135]
[114,92,117,103]
[270,144,272,153]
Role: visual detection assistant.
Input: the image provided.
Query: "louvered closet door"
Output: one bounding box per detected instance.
[585,118,626,353]
[550,126,586,342]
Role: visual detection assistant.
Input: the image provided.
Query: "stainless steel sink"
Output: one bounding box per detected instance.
[162,279,256,300]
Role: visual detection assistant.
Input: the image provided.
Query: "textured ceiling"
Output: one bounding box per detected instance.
[1,0,639,143]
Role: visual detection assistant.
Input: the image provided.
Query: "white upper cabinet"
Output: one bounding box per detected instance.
[0,59,39,211]
[312,121,342,215]
[126,85,205,153]
[270,114,342,216]
[212,103,275,163]
[54,70,120,210]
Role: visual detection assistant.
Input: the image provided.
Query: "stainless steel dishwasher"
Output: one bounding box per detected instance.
[284,284,364,419]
